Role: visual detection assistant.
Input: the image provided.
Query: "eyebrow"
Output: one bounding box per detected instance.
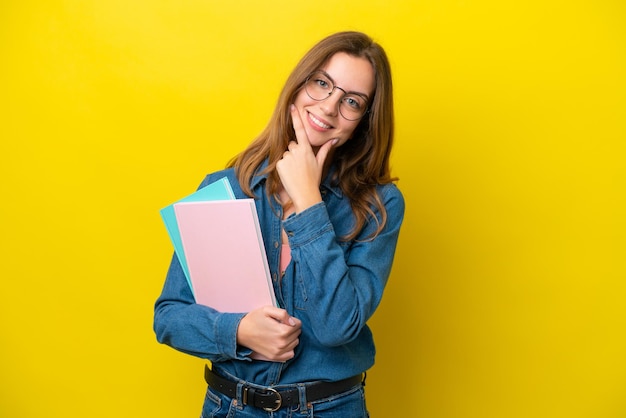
[319,70,371,101]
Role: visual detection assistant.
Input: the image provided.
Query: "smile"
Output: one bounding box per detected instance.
[308,112,332,129]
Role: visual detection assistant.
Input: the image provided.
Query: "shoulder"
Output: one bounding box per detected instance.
[376,182,405,216]
[198,166,268,199]
[198,167,236,188]
[198,168,246,197]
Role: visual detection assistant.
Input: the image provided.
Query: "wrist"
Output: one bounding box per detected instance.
[293,194,322,214]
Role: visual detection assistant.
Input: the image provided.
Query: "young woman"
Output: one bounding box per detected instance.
[154,31,404,417]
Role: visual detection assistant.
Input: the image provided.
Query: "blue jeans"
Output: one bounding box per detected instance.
[200,384,369,418]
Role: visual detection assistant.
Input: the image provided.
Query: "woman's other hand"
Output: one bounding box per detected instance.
[236,306,302,362]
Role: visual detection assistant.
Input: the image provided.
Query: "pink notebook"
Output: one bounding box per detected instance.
[173,199,277,312]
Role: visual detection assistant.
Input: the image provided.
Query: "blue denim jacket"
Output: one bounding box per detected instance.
[154,162,404,386]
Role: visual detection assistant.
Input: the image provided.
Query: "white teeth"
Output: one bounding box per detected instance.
[309,113,331,129]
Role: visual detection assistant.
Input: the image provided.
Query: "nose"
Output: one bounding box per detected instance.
[319,87,343,116]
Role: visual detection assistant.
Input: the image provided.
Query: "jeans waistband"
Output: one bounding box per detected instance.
[204,365,364,412]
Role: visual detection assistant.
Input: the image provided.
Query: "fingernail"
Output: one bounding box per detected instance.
[288,317,296,326]
[290,104,296,111]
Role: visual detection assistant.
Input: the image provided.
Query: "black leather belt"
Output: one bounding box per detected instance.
[204,365,364,412]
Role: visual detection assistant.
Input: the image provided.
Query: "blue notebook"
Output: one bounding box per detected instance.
[160,177,235,292]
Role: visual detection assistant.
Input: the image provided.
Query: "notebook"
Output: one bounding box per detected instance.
[173,199,277,312]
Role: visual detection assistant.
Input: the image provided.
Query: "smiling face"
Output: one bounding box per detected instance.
[293,52,375,151]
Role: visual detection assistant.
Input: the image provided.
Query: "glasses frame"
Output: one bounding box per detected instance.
[303,71,370,121]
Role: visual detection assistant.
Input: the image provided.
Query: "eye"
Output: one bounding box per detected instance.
[315,78,331,90]
[343,95,364,110]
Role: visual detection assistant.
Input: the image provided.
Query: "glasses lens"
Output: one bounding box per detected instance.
[340,94,367,121]
[305,72,333,101]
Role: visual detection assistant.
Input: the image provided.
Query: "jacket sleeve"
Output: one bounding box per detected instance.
[153,253,253,361]
[282,184,405,347]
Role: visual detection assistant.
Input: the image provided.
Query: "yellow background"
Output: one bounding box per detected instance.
[1,1,625,417]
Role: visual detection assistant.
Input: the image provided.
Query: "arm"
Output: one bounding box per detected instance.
[283,185,405,347]
[276,104,405,347]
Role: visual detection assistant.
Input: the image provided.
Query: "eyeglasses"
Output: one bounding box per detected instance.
[304,71,369,121]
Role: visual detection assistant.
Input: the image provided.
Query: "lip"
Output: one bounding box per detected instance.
[306,111,334,132]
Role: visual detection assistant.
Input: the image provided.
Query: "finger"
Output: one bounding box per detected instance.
[282,321,302,338]
[283,337,300,353]
[290,104,312,150]
[315,138,337,168]
[265,306,298,326]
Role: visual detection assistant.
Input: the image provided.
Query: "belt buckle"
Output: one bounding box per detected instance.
[261,387,282,412]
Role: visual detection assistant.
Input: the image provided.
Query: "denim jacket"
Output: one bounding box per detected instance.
[154,161,405,386]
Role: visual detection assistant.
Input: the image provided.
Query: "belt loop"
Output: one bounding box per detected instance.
[235,381,245,410]
[297,383,308,413]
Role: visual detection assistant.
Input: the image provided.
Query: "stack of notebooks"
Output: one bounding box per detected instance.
[160,177,277,312]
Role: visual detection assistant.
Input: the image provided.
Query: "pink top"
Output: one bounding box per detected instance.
[280,243,291,273]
